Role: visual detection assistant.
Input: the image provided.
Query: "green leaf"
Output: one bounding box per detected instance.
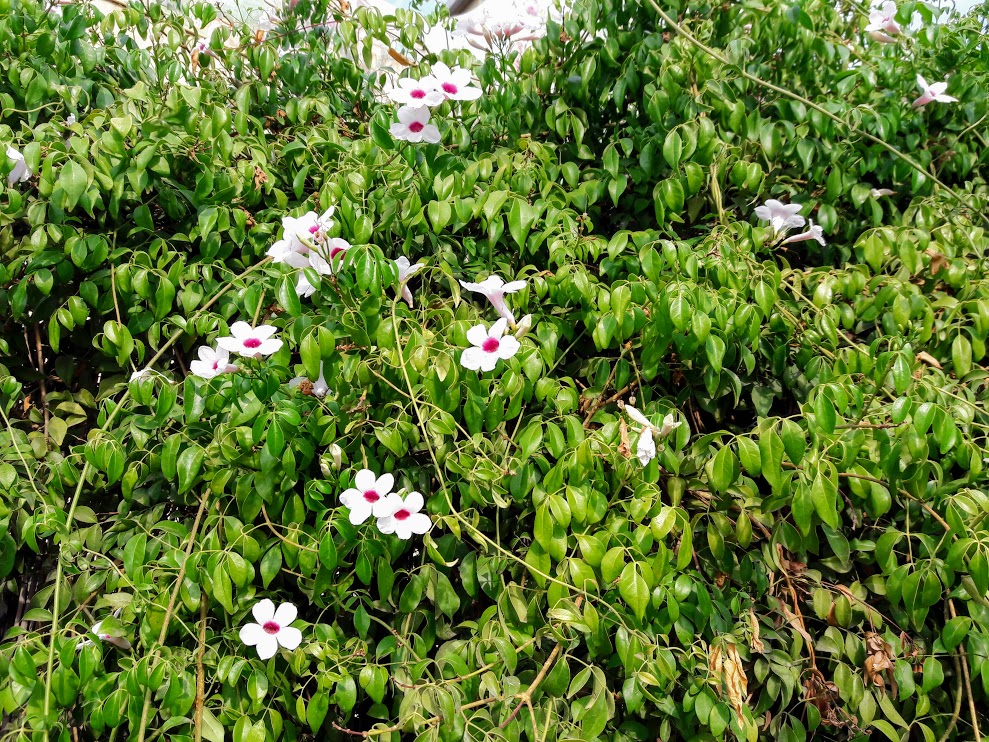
[942,616,971,650]
[663,130,683,169]
[177,444,205,494]
[59,160,89,211]
[619,562,649,621]
[707,444,738,494]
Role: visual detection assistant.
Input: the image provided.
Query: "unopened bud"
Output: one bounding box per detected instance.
[321,444,343,476]
[514,314,533,339]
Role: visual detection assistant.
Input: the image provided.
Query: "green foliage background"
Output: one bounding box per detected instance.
[1,0,989,739]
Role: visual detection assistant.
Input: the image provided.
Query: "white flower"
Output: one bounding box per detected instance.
[6,146,31,187]
[753,199,805,236]
[86,620,132,650]
[460,318,521,372]
[389,77,445,108]
[454,0,562,53]
[865,1,901,41]
[395,256,425,307]
[267,208,336,264]
[389,106,442,144]
[459,275,526,325]
[376,491,432,540]
[189,345,240,379]
[289,362,330,398]
[870,188,895,198]
[295,251,334,298]
[429,62,483,101]
[625,405,682,467]
[239,600,303,660]
[66,114,76,126]
[340,469,397,525]
[781,219,826,246]
[636,431,657,467]
[913,75,957,108]
[216,322,283,358]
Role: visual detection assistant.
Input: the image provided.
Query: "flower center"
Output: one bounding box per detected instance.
[394,509,411,521]
[411,89,426,99]
[442,82,458,95]
[363,490,380,503]
[262,621,280,634]
[329,246,346,259]
[212,361,220,370]
[408,122,424,133]
[244,338,262,349]
[309,225,320,233]
[482,338,500,353]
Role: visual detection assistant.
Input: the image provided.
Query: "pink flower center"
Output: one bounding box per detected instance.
[262,621,280,634]
[442,82,458,95]
[244,338,262,349]
[329,246,346,259]
[212,361,220,370]
[394,509,411,521]
[363,490,380,503]
[408,122,424,133]
[309,225,320,233]
[482,338,500,353]
[411,89,426,99]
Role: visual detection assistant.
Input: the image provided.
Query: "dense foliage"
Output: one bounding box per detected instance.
[2,0,989,740]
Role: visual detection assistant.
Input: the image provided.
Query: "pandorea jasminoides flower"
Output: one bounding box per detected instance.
[267,208,336,264]
[389,77,445,108]
[395,256,425,307]
[753,199,805,236]
[340,469,396,525]
[865,1,901,42]
[84,620,131,650]
[625,405,682,467]
[390,106,442,144]
[912,75,957,108]
[189,345,240,379]
[289,362,329,398]
[217,322,283,358]
[459,275,526,325]
[376,491,432,540]
[781,219,826,247]
[6,147,31,187]
[296,252,333,298]
[870,188,895,198]
[429,62,483,101]
[239,600,302,660]
[461,318,521,372]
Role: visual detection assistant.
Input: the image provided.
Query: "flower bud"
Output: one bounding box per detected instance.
[514,314,533,338]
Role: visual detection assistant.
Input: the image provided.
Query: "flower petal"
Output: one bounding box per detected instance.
[376,515,397,534]
[229,321,253,339]
[252,599,276,624]
[501,280,526,293]
[466,324,489,347]
[277,626,303,651]
[403,491,424,514]
[354,469,376,492]
[461,347,485,370]
[348,500,374,525]
[490,318,509,339]
[497,335,521,359]
[375,473,395,496]
[273,602,297,626]
[240,622,265,646]
[406,513,432,535]
[255,634,280,660]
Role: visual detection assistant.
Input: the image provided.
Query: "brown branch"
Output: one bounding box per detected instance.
[938,649,964,742]
[33,324,49,443]
[194,598,208,742]
[949,600,981,742]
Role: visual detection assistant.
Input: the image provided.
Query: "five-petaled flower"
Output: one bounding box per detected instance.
[217,322,284,358]
[390,106,442,144]
[87,620,132,650]
[6,146,31,187]
[239,600,303,660]
[395,256,425,307]
[461,318,521,372]
[753,199,805,236]
[865,1,901,42]
[267,208,336,265]
[459,275,526,325]
[376,491,432,540]
[429,62,483,101]
[190,345,240,379]
[781,219,826,247]
[340,469,397,525]
[389,77,445,108]
[912,75,957,108]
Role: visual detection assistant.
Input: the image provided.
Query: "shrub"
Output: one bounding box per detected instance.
[1,0,989,740]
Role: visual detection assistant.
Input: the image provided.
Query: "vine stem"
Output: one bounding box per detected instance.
[948,599,982,742]
[134,489,211,742]
[642,0,989,229]
[41,259,270,741]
